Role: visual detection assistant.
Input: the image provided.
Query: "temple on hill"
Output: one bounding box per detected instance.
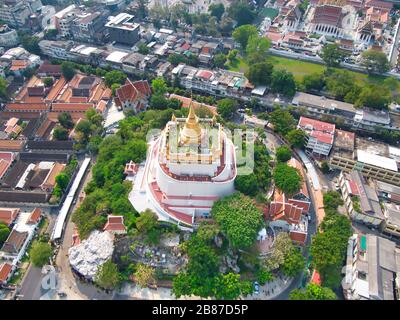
[129,103,237,228]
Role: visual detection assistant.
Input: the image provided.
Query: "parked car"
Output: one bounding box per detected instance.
[253,281,260,295]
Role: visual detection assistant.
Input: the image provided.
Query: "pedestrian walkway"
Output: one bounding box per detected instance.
[243,274,293,300]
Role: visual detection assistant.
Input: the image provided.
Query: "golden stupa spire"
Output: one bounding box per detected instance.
[180,98,202,144]
[171,113,176,122]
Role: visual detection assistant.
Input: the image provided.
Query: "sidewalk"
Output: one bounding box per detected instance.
[243,274,293,300]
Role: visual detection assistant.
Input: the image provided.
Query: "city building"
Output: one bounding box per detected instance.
[129,104,237,228]
[298,116,335,158]
[342,234,400,300]
[338,170,386,227]
[114,79,151,113]
[105,13,140,46]
[267,190,309,244]
[0,24,19,48]
[0,0,42,28]
[382,202,400,237]
[330,139,400,186]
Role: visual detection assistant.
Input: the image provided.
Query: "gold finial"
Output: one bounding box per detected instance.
[212,114,217,124]
[171,113,176,122]
[187,100,198,124]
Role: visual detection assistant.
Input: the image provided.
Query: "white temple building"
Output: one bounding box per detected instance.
[129,103,237,229]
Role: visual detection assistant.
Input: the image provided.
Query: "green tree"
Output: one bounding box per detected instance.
[138,42,150,55]
[55,172,70,190]
[271,70,296,97]
[234,173,259,196]
[273,163,302,195]
[257,268,274,285]
[228,1,256,26]
[53,126,69,140]
[245,61,273,86]
[321,43,344,67]
[227,49,239,63]
[321,161,330,174]
[58,112,74,130]
[211,192,263,249]
[19,33,40,55]
[43,77,54,87]
[214,273,243,300]
[134,263,156,288]
[30,241,52,267]
[111,83,121,96]
[151,77,167,95]
[286,129,306,148]
[232,24,258,50]
[0,77,8,99]
[355,85,391,110]
[290,283,337,300]
[95,259,120,289]
[281,247,305,277]
[269,108,296,135]
[208,3,225,21]
[245,35,270,64]
[0,223,10,246]
[325,69,358,101]
[61,62,76,81]
[360,49,390,74]
[214,53,227,68]
[150,94,168,110]
[323,191,343,210]
[105,70,127,87]
[275,145,292,163]
[217,98,238,120]
[302,73,325,92]
[136,209,158,234]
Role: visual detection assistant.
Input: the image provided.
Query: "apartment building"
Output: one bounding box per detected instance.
[342,234,400,300]
[338,170,386,227]
[298,116,335,158]
[105,13,140,46]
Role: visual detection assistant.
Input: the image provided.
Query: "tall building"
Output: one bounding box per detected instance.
[129,104,237,228]
[0,0,42,28]
[342,234,400,300]
[105,13,140,46]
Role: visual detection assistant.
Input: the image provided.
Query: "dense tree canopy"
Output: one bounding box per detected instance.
[228,1,256,26]
[211,192,263,249]
[61,62,76,81]
[208,3,225,21]
[217,98,238,120]
[290,283,337,300]
[245,61,273,86]
[134,263,156,288]
[30,241,52,267]
[321,44,345,67]
[245,35,270,64]
[269,108,296,135]
[58,112,74,130]
[271,70,296,97]
[286,129,306,148]
[232,24,258,50]
[273,163,302,195]
[104,70,127,87]
[302,73,325,92]
[95,259,120,289]
[0,223,10,246]
[275,145,292,163]
[360,49,390,74]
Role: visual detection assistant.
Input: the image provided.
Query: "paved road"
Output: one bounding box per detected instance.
[18,267,45,300]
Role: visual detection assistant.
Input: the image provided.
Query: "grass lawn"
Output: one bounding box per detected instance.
[260,8,279,20]
[226,55,391,86]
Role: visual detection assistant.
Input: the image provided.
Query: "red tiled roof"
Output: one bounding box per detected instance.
[51,103,94,112]
[37,62,62,76]
[299,116,335,134]
[310,130,334,144]
[5,103,49,112]
[0,207,20,226]
[289,230,307,244]
[0,263,12,283]
[196,70,214,80]
[312,5,343,27]
[115,79,139,107]
[27,208,42,225]
[132,80,151,97]
[103,215,126,232]
[10,60,29,71]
